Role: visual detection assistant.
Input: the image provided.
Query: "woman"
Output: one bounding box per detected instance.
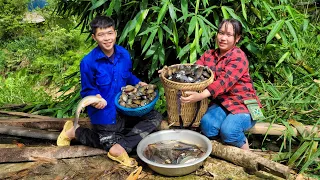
[180,19,262,150]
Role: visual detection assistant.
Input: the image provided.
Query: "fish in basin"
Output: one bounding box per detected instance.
[143,140,205,165]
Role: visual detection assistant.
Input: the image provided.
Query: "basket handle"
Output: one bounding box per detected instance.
[177,90,201,129]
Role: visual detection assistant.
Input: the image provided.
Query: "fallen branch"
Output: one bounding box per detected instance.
[0,125,59,140]
[0,104,28,110]
[210,140,291,179]
[248,122,319,136]
[0,110,52,119]
[0,118,90,130]
[0,145,107,163]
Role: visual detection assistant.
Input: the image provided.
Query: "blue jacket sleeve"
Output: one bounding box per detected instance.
[80,60,100,97]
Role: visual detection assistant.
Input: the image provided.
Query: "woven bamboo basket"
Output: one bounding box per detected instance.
[160,64,214,127]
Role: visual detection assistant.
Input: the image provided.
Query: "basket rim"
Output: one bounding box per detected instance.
[114,89,159,112]
[160,64,214,86]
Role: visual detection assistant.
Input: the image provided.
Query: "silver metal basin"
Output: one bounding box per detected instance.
[137,129,212,176]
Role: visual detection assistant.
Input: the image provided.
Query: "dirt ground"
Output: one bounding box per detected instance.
[0,150,289,180]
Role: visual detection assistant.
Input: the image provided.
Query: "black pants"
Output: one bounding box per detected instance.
[75,110,162,153]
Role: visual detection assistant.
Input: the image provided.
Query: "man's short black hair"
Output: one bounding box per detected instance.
[90,15,115,34]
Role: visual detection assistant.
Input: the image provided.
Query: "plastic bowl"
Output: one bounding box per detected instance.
[114,90,159,117]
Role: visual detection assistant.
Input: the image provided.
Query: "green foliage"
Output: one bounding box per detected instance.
[0,0,30,40]
[0,75,52,105]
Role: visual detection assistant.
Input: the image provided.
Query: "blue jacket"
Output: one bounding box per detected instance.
[80,45,140,124]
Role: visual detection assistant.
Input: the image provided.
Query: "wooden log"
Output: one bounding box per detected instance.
[0,145,107,163]
[0,118,90,130]
[0,110,52,119]
[0,104,28,110]
[0,117,89,122]
[248,122,319,136]
[0,126,59,140]
[210,140,291,179]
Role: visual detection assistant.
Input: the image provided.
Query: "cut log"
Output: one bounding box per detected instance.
[0,118,90,130]
[0,104,28,110]
[0,111,52,119]
[210,140,291,179]
[0,117,89,123]
[248,122,319,136]
[0,145,107,163]
[0,126,59,140]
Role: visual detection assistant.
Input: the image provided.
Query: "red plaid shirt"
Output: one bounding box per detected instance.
[196,47,261,114]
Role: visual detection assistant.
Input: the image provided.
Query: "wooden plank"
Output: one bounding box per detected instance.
[0,111,52,119]
[210,140,291,179]
[0,145,107,163]
[0,126,59,140]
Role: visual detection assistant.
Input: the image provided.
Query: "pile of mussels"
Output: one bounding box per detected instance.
[118,84,157,108]
[162,64,211,83]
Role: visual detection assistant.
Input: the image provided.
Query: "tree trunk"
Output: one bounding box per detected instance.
[210,140,291,179]
[0,145,107,163]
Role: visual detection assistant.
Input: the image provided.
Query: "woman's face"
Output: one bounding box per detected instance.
[217,22,240,55]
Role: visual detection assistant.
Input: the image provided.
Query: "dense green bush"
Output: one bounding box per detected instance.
[0,0,30,40]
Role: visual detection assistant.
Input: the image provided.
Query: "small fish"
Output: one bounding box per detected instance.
[74,95,107,129]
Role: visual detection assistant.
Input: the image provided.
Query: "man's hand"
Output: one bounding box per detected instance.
[139,81,148,86]
[180,89,211,103]
[92,94,107,109]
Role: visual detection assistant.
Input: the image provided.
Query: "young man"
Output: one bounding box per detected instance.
[57,15,162,167]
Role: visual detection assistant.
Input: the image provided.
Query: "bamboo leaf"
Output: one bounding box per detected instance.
[128,30,135,49]
[114,0,121,13]
[285,20,298,42]
[221,6,230,19]
[241,0,247,20]
[149,47,159,78]
[142,28,158,53]
[197,14,217,30]
[168,3,177,21]
[181,0,188,18]
[198,17,210,46]
[275,51,290,67]
[89,0,108,10]
[105,0,115,16]
[158,27,163,44]
[188,16,197,36]
[158,45,165,65]
[161,24,173,35]
[285,5,296,22]
[190,38,197,63]
[157,0,169,24]
[144,43,158,60]
[266,20,285,44]
[135,9,150,36]
[177,44,190,59]
[138,26,158,36]
[118,20,131,44]
[262,1,277,21]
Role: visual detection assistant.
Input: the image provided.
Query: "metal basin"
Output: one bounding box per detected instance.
[137,129,212,176]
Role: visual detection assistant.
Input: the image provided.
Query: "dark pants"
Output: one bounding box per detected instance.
[75,110,162,153]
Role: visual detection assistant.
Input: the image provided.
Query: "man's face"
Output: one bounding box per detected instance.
[217,22,240,54]
[92,26,117,55]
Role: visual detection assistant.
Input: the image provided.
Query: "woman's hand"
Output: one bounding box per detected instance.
[92,94,107,109]
[180,89,211,103]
